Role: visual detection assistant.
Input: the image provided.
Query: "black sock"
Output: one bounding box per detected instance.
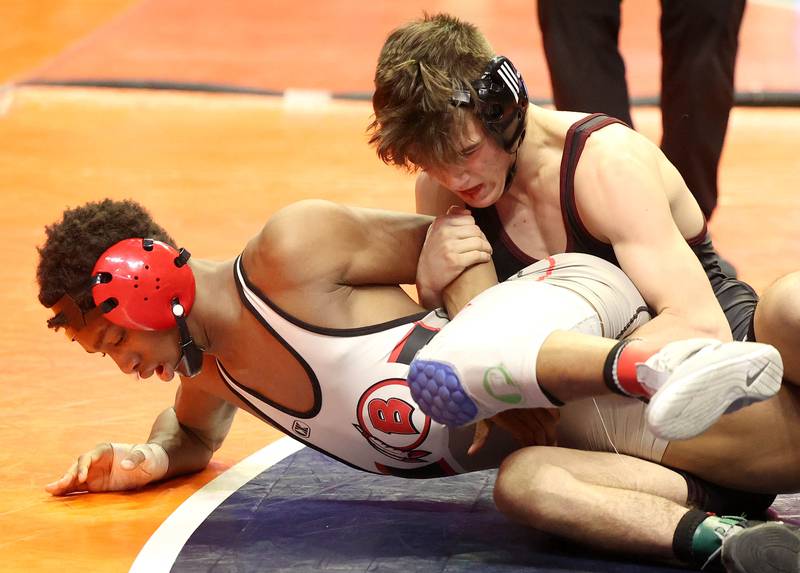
[673,509,711,564]
[602,339,634,396]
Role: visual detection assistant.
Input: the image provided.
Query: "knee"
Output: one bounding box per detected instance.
[493,448,571,523]
[755,273,800,377]
[757,272,800,338]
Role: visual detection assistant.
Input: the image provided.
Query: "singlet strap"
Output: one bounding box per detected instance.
[559,113,627,260]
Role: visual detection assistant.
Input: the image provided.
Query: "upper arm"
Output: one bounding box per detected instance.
[251,199,433,288]
[577,144,729,338]
[415,172,465,216]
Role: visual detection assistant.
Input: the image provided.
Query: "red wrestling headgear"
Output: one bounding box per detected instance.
[91,238,196,331]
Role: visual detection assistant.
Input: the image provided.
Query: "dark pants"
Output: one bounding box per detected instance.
[537,0,746,220]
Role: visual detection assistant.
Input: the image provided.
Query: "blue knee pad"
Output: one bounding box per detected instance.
[407,359,478,426]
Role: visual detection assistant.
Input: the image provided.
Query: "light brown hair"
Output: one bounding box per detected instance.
[368,13,494,171]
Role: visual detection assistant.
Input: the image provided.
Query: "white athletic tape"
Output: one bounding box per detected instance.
[108,442,169,490]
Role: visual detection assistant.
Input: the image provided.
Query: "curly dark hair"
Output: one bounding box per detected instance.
[37,199,176,328]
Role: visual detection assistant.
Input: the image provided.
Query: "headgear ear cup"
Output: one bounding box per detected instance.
[471,56,529,153]
[91,238,203,377]
[91,238,196,330]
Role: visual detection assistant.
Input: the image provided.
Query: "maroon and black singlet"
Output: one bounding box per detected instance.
[472,113,759,342]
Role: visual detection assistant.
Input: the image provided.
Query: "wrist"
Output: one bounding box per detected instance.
[416,283,443,309]
[144,442,170,481]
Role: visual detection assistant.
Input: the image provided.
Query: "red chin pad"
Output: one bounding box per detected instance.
[91,238,196,331]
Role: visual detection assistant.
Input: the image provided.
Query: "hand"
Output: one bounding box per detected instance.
[45,442,169,496]
[468,408,560,456]
[417,206,492,308]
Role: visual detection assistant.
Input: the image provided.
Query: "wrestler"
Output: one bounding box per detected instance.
[369,15,800,570]
[38,199,787,572]
[369,13,800,398]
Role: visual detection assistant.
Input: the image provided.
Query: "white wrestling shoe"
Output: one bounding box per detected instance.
[640,339,783,441]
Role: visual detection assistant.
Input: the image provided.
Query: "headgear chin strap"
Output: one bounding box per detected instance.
[452,56,529,192]
[89,238,204,377]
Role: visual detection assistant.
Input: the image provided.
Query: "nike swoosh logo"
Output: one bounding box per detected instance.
[746,361,770,387]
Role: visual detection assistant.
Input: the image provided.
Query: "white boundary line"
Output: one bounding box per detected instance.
[129,437,304,573]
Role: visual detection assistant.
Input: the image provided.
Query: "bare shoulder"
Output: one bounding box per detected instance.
[240,200,352,289]
[579,124,664,186]
[250,200,348,260]
[582,123,688,202]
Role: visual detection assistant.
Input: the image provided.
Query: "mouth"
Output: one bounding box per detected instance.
[457,183,484,201]
[133,364,175,381]
[156,363,175,381]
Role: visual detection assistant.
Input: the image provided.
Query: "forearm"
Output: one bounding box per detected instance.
[146,406,231,480]
[442,260,499,317]
[629,307,733,347]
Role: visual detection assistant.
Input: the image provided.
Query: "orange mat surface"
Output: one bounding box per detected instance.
[22,0,800,99]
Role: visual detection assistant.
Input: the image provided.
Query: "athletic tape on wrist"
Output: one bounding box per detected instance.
[108,442,169,491]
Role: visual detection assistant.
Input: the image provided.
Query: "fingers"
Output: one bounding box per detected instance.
[468,419,493,456]
[489,409,560,447]
[45,461,80,496]
[76,451,97,483]
[446,205,470,216]
[542,409,559,446]
[46,444,113,496]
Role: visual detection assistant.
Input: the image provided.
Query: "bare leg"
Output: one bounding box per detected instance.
[535,330,654,401]
[494,446,688,558]
[754,271,800,385]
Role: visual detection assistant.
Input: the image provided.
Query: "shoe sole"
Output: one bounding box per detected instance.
[645,342,783,441]
[722,523,800,573]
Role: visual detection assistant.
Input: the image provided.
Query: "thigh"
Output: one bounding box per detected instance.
[754,272,800,384]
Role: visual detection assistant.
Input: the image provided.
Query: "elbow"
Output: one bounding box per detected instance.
[686,311,733,342]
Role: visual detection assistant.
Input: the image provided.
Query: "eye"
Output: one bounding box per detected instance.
[114,331,126,347]
[461,140,483,157]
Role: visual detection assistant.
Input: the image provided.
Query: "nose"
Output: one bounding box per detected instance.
[435,166,471,191]
[108,350,139,374]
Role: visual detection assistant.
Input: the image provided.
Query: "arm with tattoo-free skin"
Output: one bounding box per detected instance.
[575,133,732,345]
[46,357,237,495]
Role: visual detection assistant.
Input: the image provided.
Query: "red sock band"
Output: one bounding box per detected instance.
[616,343,657,397]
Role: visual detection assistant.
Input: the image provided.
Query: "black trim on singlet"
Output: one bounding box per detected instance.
[215,359,379,475]
[472,113,628,278]
[231,256,323,419]
[219,261,453,478]
[236,255,431,337]
[559,113,628,266]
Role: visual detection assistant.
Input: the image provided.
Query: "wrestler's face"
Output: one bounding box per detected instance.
[422,116,513,208]
[71,315,183,381]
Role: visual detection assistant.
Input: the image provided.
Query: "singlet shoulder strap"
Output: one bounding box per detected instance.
[559,113,627,258]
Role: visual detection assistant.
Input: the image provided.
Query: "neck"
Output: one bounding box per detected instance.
[505,107,547,203]
[184,258,235,356]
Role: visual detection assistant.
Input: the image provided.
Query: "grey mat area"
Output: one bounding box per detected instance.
[173,447,698,572]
